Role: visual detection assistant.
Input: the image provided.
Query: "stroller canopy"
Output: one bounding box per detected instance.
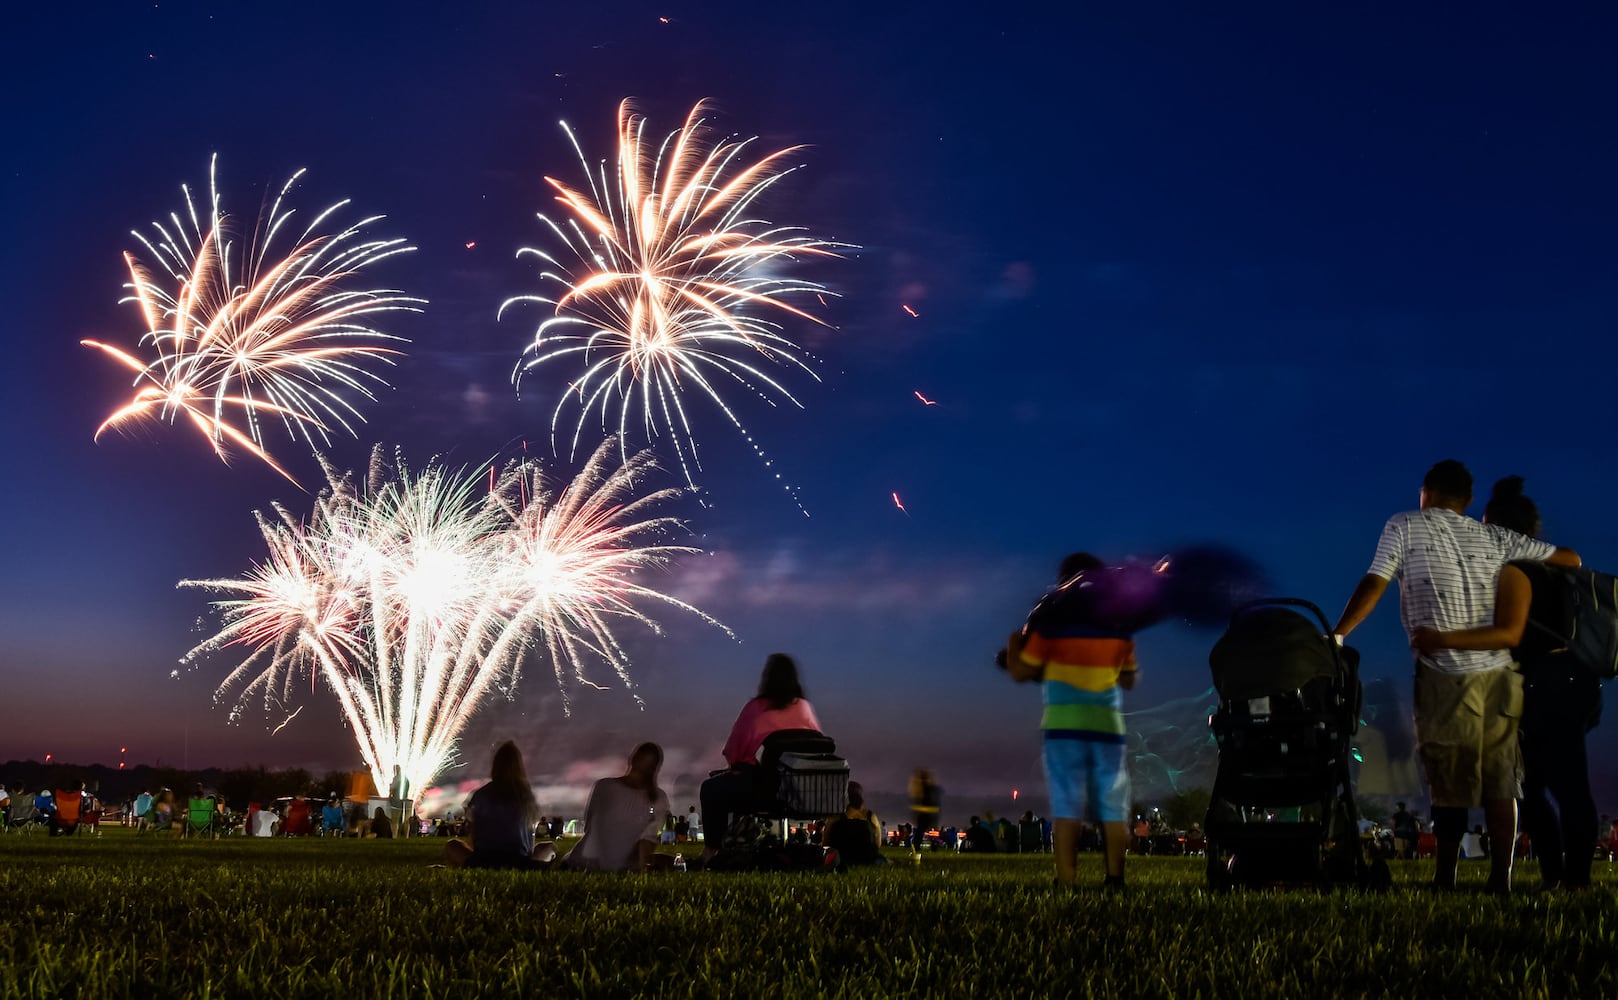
[1210,605,1341,702]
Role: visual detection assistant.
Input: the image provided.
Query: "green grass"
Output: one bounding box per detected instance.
[1,829,1614,998]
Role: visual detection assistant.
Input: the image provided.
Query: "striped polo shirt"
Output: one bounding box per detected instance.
[1367,507,1556,674]
[1019,625,1137,742]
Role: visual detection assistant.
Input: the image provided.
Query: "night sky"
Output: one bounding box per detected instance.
[4,3,1616,817]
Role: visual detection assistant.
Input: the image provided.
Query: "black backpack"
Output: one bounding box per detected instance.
[1519,563,1618,680]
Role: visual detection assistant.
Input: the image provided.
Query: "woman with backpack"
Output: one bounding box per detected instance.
[1413,477,1601,890]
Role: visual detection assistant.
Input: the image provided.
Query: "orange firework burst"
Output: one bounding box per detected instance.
[83,156,422,485]
[501,99,852,488]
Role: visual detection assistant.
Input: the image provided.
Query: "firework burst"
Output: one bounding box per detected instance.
[83,155,422,485]
[500,99,850,492]
[181,436,720,796]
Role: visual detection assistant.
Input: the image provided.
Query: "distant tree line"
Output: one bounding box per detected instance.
[1,759,360,811]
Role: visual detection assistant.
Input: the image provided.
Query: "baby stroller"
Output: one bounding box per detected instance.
[1203,599,1376,889]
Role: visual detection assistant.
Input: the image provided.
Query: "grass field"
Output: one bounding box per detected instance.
[1,829,1614,998]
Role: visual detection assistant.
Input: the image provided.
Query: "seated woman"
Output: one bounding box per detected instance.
[321,798,346,836]
[150,789,174,831]
[445,741,551,870]
[699,653,821,862]
[368,806,394,840]
[562,742,672,872]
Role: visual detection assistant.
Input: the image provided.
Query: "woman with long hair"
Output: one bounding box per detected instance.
[562,742,672,872]
[699,653,822,863]
[1414,476,1600,890]
[445,740,546,869]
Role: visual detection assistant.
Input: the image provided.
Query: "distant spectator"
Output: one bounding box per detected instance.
[908,769,941,850]
[283,797,313,837]
[151,789,174,831]
[321,798,345,837]
[823,781,883,868]
[133,788,154,833]
[1461,825,1485,859]
[1019,811,1042,853]
[1391,802,1418,860]
[369,807,394,840]
[249,803,278,837]
[963,816,997,852]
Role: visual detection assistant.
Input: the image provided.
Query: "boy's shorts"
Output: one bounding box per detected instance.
[1414,662,1523,806]
[1043,735,1130,823]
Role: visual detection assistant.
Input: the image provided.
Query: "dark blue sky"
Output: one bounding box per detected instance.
[3,2,1616,814]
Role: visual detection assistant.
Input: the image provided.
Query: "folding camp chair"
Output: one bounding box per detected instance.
[182,797,218,839]
[49,790,84,836]
[6,799,42,834]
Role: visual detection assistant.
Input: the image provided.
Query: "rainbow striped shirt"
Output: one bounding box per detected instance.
[1019,625,1137,743]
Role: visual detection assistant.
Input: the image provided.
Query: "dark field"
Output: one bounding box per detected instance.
[2,830,1615,998]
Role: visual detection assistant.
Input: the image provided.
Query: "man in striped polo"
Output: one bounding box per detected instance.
[1005,552,1138,888]
[1333,460,1580,890]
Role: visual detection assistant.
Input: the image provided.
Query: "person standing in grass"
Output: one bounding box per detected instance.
[1411,478,1602,891]
[1334,460,1580,891]
[1004,552,1138,888]
[908,769,941,850]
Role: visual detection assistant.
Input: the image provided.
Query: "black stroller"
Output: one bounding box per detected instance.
[1203,599,1379,889]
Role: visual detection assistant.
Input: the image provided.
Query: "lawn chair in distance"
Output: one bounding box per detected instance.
[49,788,85,836]
[6,799,42,834]
[182,796,219,839]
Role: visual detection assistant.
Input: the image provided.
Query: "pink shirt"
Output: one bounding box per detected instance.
[721,697,822,766]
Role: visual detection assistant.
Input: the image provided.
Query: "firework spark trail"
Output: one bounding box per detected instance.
[82,155,423,486]
[181,436,724,797]
[500,99,852,502]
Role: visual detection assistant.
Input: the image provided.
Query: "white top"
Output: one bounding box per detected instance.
[1366,508,1556,674]
[250,810,279,837]
[564,778,669,872]
[1460,831,1485,858]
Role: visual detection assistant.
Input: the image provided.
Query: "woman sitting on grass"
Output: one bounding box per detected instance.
[561,742,672,872]
[445,741,551,870]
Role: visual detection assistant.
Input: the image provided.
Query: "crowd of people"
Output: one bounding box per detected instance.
[9,480,1613,894]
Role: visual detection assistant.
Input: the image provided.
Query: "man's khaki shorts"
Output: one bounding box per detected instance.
[1413,663,1523,807]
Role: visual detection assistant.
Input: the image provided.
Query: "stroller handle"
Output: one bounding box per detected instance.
[1230,597,1333,636]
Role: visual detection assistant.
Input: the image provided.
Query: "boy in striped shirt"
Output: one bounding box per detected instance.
[1334,460,1579,890]
[1005,552,1137,888]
